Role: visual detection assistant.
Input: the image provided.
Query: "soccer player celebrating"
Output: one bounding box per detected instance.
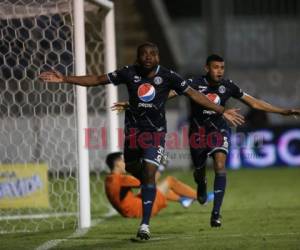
[112,54,300,229]
[39,43,244,240]
[181,54,300,227]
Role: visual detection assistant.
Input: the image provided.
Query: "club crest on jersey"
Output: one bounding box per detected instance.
[206,93,221,105]
[218,85,226,94]
[138,83,156,102]
[154,76,163,85]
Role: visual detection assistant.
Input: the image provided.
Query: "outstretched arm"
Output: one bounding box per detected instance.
[240,94,300,116]
[185,88,224,114]
[111,89,227,114]
[39,70,110,86]
[185,88,245,126]
[111,88,245,126]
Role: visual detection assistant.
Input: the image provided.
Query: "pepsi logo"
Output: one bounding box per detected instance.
[138,83,156,102]
[206,93,221,105]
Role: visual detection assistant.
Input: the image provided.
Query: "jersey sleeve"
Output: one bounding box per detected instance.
[229,80,244,99]
[169,71,190,95]
[121,175,141,187]
[107,66,130,85]
[186,78,198,90]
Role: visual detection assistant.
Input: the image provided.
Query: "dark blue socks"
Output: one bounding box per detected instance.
[141,184,156,225]
[212,172,226,214]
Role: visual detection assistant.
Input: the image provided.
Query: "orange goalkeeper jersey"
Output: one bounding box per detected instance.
[105,173,167,218]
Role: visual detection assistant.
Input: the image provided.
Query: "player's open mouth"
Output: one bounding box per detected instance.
[144,62,153,67]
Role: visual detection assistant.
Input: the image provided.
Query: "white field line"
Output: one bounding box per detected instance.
[35,208,117,250]
[0,212,77,221]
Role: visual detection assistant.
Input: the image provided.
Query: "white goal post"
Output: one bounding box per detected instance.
[74,0,118,229]
[0,0,118,233]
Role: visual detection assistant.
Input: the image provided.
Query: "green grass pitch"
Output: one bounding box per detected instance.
[1,167,300,250]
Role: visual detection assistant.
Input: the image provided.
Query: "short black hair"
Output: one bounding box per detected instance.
[105,152,123,171]
[137,42,159,57]
[206,54,224,65]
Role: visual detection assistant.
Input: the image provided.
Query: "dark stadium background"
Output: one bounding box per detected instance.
[114,0,300,169]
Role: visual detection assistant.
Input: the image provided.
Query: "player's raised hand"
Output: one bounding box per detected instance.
[111,101,129,112]
[223,108,245,127]
[39,70,65,83]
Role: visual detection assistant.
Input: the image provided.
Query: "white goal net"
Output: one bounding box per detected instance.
[0,0,116,233]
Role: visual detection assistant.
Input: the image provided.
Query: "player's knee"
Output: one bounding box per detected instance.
[142,161,157,184]
[142,172,156,184]
[214,161,225,173]
[165,176,176,184]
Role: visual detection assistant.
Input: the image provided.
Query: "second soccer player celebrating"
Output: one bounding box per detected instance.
[174,54,300,227]
[39,42,244,240]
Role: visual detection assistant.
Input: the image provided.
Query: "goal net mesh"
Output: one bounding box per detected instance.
[0,0,111,233]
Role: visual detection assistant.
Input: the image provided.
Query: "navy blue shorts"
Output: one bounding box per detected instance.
[189,123,229,168]
[123,131,166,168]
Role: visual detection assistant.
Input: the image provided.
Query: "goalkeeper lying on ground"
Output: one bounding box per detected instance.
[105,152,213,218]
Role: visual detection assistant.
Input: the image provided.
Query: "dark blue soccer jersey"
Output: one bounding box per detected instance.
[107,65,189,132]
[188,75,244,128]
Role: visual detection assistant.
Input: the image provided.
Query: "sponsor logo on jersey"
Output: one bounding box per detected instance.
[206,93,221,105]
[134,75,141,83]
[218,85,226,94]
[154,76,163,85]
[138,83,156,102]
[138,103,153,108]
[198,86,207,92]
